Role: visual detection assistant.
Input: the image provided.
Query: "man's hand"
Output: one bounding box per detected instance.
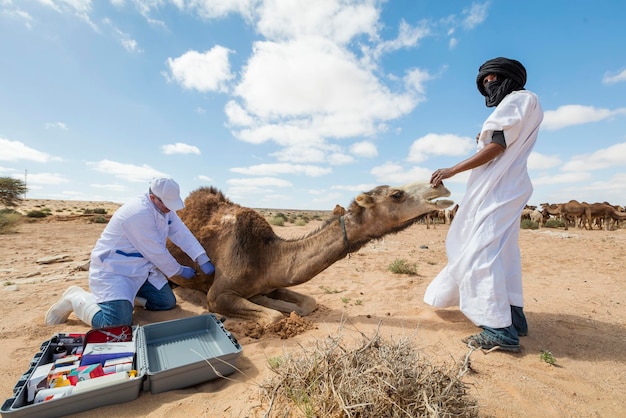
[199,261,215,275]
[430,168,453,187]
[179,266,196,279]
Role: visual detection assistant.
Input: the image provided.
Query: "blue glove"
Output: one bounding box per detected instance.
[179,266,196,279]
[199,261,215,275]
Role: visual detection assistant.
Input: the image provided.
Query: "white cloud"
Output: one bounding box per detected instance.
[91,183,129,192]
[407,133,474,163]
[224,101,255,127]
[373,20,430,58]
[0,138,57,162]
[227,177,292,188]
[238,123,324,146]
[46,0,98,31]
[350,141,378,158]
[327,152,354,165]
[161,143,201,155]
[176,0,255,21]
[532,171,591,185]
[566,175,626,203]
[270,145,328,163]
[542,105,626,131]
[404,67,433,95]
[21,172,69,186]
[86,159,168,183]
[230,163,330,177]
[1,8,33,29]
[561,141,626,171]
[45,122,68,130]
[166,46,233,93]
[231,38,418,139]
[103,19,142,53]
[330,183,377,192]
[197,175,213,183]
[602,69,626,84]
[255,0,379,43]
[528,152,561,170]
[370,161,432,184]
[461,2,489,29]
[120,37,139,53]
[311,190,345,206]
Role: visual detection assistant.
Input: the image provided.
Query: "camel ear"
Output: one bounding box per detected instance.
[355,194,374,208]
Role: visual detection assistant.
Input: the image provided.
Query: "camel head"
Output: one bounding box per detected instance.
[343,182,453,248]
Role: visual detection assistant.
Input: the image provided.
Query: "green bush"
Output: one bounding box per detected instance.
[544,219,565,228]
[92,215,108,224]
[83,208,107,215]
[26,210,48,218]
[294,219,306,226]
[0,208,20,215]
[268,216,285,226]
[0,211,22,234]
[520,219,539,229]
[388,259,418,275]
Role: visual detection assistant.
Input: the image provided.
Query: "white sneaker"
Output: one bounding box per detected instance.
[45,286,82,325]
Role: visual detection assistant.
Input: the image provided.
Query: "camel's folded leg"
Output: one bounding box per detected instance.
[250,288,317,316]
[209,290,284,327]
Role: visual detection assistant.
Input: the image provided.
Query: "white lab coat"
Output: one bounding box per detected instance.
[89,193,206,304]
[424,90,543,328]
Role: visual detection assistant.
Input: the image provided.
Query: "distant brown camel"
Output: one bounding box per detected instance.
[540,201,590,231]
[167,182,453,326]
[540,203,561,224]
[587,202,626,230]
[561,200,592,230]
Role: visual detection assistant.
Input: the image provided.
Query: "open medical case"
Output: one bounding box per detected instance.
[1,314,242,418]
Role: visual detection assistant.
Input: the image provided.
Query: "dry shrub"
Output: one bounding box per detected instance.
[260,326,479,417]
[0,210,22,234]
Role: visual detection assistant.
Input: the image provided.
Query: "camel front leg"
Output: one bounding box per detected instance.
[250,288,317,316]
[208,289,285,327]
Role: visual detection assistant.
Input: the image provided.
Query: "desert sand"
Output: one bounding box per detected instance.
[1,199,625,417]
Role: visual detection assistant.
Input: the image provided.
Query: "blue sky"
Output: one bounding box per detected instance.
[1,1,625,210]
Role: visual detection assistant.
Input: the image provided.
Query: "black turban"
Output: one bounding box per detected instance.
[476,57,527,107]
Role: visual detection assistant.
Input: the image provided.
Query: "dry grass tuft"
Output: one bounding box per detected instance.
[260,325,479,417]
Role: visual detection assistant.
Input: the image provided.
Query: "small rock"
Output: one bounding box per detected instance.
[36,254,73,264]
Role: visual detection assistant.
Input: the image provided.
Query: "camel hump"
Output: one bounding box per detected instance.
[332,204,346,216]
[186,186,231,204]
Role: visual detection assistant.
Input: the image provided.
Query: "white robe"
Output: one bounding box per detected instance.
[89,193,206,304]
[424,90,543,328]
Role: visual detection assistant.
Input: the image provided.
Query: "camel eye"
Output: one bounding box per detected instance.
[390,190,404,200]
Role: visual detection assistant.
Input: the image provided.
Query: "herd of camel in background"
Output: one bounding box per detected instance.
[334,200,626,231]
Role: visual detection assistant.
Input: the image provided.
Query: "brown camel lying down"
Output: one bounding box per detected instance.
[168,182,453,327]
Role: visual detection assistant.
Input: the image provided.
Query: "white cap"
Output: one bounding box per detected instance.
[149,178,185,211]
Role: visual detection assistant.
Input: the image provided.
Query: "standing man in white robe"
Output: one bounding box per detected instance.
[424,57,543,352]
[45,177,216,328]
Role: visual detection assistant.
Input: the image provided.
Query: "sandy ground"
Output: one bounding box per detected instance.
[1,200,625,417]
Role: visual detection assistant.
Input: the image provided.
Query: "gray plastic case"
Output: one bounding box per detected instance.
[1,314,242,418]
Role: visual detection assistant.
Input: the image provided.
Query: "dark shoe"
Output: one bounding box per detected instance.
[462,328,521,353]
[511,306,528,336]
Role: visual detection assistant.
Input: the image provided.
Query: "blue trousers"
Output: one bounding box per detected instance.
[91,280,176,328]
